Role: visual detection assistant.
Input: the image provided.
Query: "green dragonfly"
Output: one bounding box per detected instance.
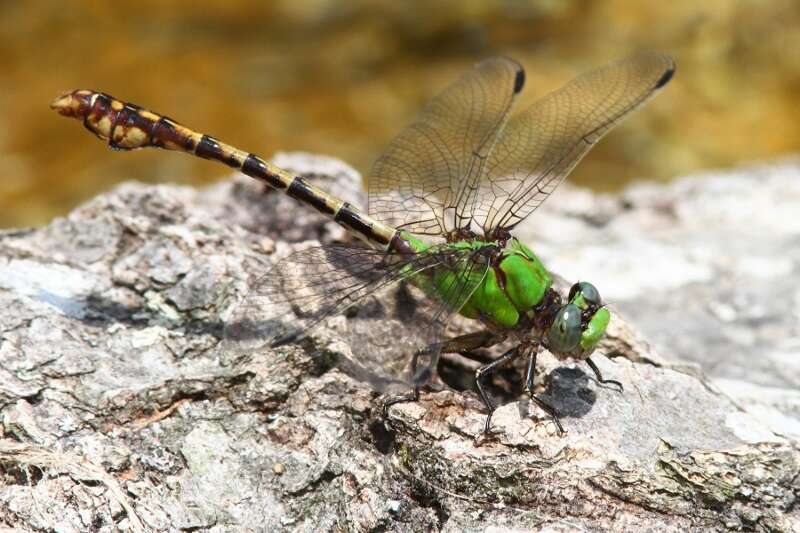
[51,52,674,434]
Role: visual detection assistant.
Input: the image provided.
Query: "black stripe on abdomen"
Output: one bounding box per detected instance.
[287,178,337,216]
[335,203,390,245]
[196,135,240,168]
[151,117,197,151]
[241,154,288,190]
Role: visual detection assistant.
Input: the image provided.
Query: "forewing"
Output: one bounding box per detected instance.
[476,52,675,234]
[368,57,524,236]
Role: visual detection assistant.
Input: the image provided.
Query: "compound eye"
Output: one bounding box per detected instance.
[578,281,601,306]
[548,304,582,352]
[569,281,601,308]
[568,282,580,302]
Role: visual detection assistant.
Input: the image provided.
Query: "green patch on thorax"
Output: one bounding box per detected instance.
[400,232,552,329]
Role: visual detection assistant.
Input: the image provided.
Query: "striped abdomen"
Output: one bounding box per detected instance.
[50,89,409,252]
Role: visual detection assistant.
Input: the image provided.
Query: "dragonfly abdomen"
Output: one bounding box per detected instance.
[51,89,403,252]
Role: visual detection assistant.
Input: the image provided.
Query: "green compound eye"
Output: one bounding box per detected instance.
[568,281,601,308]
[548,304,582,352]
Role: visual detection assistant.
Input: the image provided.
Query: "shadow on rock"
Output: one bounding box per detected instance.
[537,366,597,419]
[81,293,226,339]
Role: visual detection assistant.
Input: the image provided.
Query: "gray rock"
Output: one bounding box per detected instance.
[0,152,797,531]
[516,158,800,445]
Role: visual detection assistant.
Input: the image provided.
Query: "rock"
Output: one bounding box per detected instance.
[0,152,797,531]
[516,158,800,443]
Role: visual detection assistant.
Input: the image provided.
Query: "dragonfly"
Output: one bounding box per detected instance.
[51,52,674,435]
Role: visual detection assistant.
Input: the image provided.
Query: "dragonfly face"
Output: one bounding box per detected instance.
[545,282,610,360]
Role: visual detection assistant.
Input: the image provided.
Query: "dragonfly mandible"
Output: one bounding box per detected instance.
[51,52,674,435]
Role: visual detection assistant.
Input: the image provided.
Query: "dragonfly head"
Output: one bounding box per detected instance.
[544,281,610,359]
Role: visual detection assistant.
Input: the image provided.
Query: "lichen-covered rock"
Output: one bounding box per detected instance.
[0,153,797,531]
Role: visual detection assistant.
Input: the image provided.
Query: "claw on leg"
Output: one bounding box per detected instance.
[528,393,564,435]
[474,345,521,435]
[525,348,565,435]
[382,387,420,417]
[383,330,503,420]
[586,357,623,392]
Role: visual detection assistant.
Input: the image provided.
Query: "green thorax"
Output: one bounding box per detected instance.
[401,232,552,329]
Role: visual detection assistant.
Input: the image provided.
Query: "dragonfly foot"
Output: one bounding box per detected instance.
[528,393,565,436]
[586,357,624,393]
[600,379,624,392]
[471,411,501,446]
[482,410,496,435]
[381,388,420,418]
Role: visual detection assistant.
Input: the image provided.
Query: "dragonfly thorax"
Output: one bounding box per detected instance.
[458,238,552,329]
[446,238,609,361]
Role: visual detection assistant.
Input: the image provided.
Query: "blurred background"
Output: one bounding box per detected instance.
[1,0,798,228]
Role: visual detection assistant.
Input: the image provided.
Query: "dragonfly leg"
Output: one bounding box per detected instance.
[475,345,524,434]
[442,330,504,354]
[524,349,565,435]
[381,387,420,417]
[585,357,623,392]
[382,339,450,416]
[382,331,503,417]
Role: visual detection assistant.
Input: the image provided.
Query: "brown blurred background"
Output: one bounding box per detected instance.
[1,0,798,228]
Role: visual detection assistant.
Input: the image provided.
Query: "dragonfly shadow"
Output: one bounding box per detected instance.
[532,366,597,420]
[222,316,286,343]
[79,293,226,339]
[440,353,599,421]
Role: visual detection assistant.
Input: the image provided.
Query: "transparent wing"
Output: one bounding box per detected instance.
[402,245,491,384]
[368,57,524,237]
[224,244,435,347]
[223,243,489,389]
[475,52,675,234]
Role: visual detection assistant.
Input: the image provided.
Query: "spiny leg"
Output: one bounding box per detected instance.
[381,347,424,416]
[455,349,493,365]
[382,330,503,416]
[524,348,565,435]
[585,357,623,392]
[475,345,525,434]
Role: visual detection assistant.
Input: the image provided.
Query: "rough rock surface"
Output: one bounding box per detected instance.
[0,152,798,532]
